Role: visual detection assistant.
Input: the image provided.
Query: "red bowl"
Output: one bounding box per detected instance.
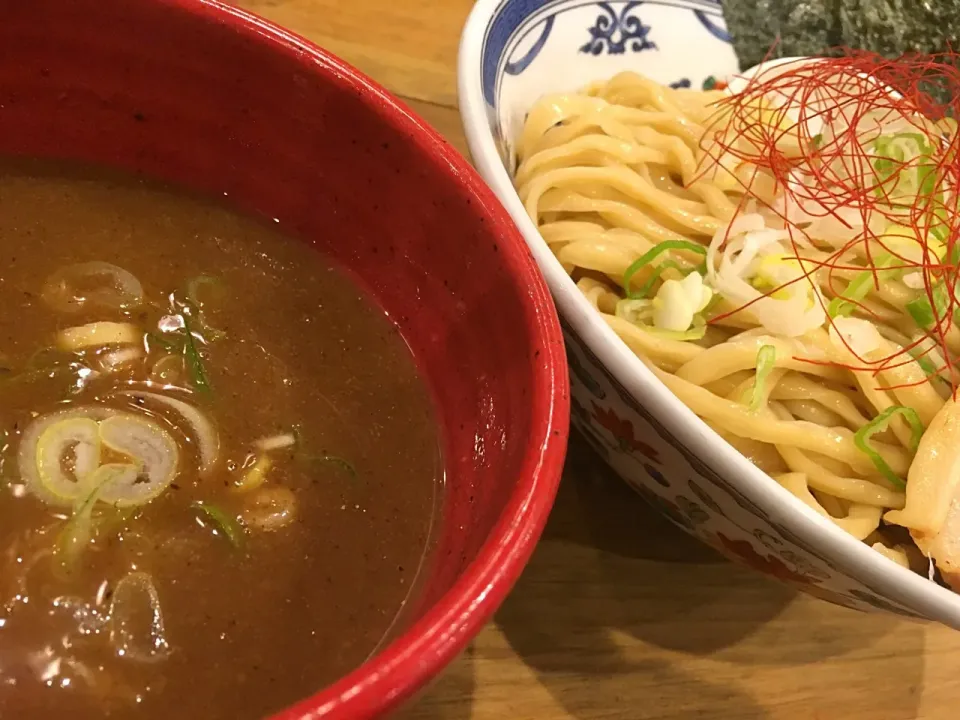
[0,0,569,717]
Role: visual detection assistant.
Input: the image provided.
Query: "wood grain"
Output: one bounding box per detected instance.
[240,0,472,107]
[237,1,960,717]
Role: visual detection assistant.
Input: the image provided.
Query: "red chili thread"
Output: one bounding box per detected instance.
[698,50,960,393]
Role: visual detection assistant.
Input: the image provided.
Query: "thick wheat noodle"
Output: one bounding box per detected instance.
[769,404,906,507]
[699,301,763,330]
[557,240,645,279]
[611,106,709,143]
[635,120,699,157]
[674,337,847,386]
[597,74,686,113]
[875,341,945,425]
[539,220,607,247]
[603,314,702,369]
[689,182,738,222]
[727,368,786,412]
[537,194,698,243]
[550,117,647,151]
[845,359,915,449]
[835,505,885,540]
[652,364,911,475]
[780,399,846,428]
[563,238,704,293]
[824,268,907,318]
[775,472,883,540]
[872,541,912,568]
[878,328,955,397]
[518,100,629,154]
[576,277,620,315]
[547,224,655,255]
[813,489,848,518]
[824,283,902,323]
[513,70,960,587]
[703,370,754,398]
[874,278,914,308]
[630,126,705,184]
[795,449,862,479]
[836,337,943,447]
[520,167,722,235]
[514,135,669,186]
[710,425,787,473]
[535,173,710,218]
[779,445,906,508]
[535,189,710,239]
[769,373,872,429]
[522,117,680,162]
[578,284,614,314]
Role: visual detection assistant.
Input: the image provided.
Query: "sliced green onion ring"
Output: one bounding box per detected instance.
[906,283,954,329]
[616,298,708,341]
[853,406,924,489]
[615,298,653,324]
[20,406,179,508]
[56,463,137,570]
[42,262,144,314]
[311,455,357,477]
[631,260,685,299]
[906,296,936,327]
[827,256,895,318]
[622,240,707,298]
[97,415,179,507]
[193,501,245,548]
[180,312,211,394]
[119,391,220,475]
[744,344,777,411]
[145,332,176,353]
[636,317,707,342]
[36,417,102,503]
[19,407,113,507]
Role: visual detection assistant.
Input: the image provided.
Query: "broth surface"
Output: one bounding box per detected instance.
[0,160,441,719]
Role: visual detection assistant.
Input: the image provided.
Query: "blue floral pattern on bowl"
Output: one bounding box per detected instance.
[464,0,952,623]
[579,2,656,55]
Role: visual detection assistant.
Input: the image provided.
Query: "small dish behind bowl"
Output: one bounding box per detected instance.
[458,0,960,626]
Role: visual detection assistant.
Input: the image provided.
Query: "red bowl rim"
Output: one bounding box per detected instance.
[154,2,569,717]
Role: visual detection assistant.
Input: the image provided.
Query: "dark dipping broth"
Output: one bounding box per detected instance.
[0,161,442,719]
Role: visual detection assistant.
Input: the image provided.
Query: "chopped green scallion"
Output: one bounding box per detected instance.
[193,501,244,548]
[180,312,211,394]
[906,283,953,329]
[146,332,177,352]
[311,455,356,477]
[853,406,924,489]
[632,260,685,299]
[827,256,895,318]
[623,241,707,299]
[744,345,777,411]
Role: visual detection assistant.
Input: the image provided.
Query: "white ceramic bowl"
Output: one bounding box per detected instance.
[458,0,960,626]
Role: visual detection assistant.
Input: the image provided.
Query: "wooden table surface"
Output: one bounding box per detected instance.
[238,1,960,717]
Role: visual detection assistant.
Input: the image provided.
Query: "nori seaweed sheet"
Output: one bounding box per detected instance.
[724,0,839,71]
[838,1,960,58]
[723,0,960,104]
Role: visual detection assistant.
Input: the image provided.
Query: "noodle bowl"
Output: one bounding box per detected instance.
[513,53,960,592]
